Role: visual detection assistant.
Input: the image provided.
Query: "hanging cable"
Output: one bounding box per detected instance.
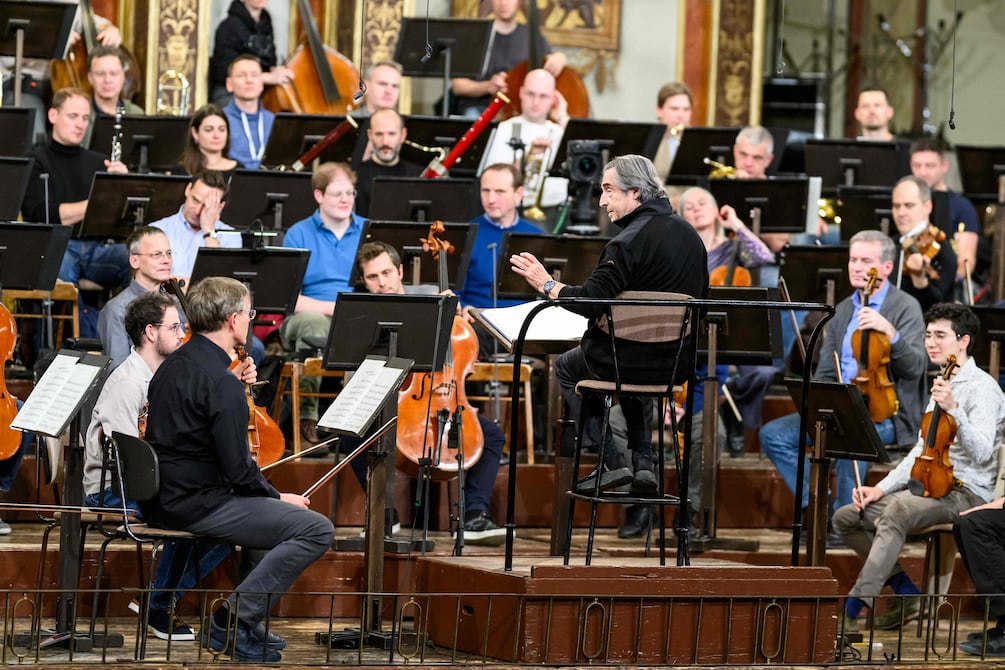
[421,0,433,63]
[354,0,368,103]
[776,0,787,75]
[947,0,958,129]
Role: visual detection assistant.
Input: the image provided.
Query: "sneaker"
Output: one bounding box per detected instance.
[146,608,196,641]
[462,510,506,546]
[203,612,281,663]
[357,509,401,538]
[872,595,921,630]
[252,622,288,651]
[0,519,11,535]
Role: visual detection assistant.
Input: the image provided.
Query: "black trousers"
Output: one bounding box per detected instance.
[954,508,1005,619]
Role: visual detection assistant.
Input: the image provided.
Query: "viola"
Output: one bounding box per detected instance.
[851,267,898,423]
[908,356,959,498]
[234,344,284,468]
[0,301,21,460]
[708,233,752,287]
[395,222,484,480]
[900,223,946,281]
[162,277,191,342]
[261,0,360,115]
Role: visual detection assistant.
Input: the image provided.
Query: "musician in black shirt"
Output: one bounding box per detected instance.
[142,276,333,662]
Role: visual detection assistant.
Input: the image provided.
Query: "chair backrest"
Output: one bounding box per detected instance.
[596,291,693,344]
[110,431,160,503]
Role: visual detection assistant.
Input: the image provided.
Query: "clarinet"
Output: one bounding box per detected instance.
[110,100,125,164]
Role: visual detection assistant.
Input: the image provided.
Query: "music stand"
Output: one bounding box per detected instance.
[780,244,851,306]
[496,232,607,301]
[708,176,820,235]
[90,116,191,173]
[395,17,494,118]
[804,139,900,193]
[260,113,362,169]
[967,306,1005,378]
[401,114,498,176]
[836,185,893,240]
[955,145,1005,205]
[0,222,70,291]
[0,108,35,155]
[667,126,741,177]
[689,287,781,554]
[190,247,309,316]
[224,170,317,231]
[0,156,32,220]
[0,0,75,106]
[349,220,477,291]
[368,177,479,223]
[78,173,190,240]
[785,379,889,565]
[551,119,666,173]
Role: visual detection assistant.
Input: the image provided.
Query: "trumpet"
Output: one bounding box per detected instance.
[668,124,685,137]
[523,152,549,222]
[703,157,736,179]
[817,198,842,226]
[156,69,190,116]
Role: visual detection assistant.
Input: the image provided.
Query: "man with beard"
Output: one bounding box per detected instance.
[352,109,422,217]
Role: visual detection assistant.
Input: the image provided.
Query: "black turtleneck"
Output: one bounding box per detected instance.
[22,140,106,226]
[209,0,276,89]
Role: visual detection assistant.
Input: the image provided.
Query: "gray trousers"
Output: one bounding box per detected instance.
[280,311,332,421]
[185,496,334,625]
[833,486,981,605]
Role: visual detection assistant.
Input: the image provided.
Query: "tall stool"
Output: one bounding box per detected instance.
[4,280,81,346]
[467,361,535,463]
[562,292,695,566]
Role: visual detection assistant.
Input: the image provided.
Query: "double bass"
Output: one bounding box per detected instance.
[0,301,20,460]
[395,222,484,480]
[262,0,360,115]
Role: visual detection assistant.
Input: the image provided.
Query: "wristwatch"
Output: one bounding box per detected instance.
[203,230,218,240]
[542,278,557,297]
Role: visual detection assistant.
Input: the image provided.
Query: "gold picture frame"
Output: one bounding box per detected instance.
[452,0,621,50]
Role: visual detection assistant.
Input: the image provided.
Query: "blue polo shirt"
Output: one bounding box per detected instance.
[460,213,543,309]
[282,210,366,302]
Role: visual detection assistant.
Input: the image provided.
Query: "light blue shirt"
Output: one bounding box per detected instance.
[282,210,366,302]
[149,207,240,279]
[840,278,898,381]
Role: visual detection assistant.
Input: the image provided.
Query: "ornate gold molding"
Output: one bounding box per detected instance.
[707,0,764,127]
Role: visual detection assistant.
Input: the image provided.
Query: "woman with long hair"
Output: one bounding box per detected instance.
[181,104,239,176]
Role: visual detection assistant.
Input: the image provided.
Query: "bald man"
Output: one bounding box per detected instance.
[352,109,422,217]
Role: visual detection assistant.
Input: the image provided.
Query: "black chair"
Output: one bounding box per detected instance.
[562,291,696,566]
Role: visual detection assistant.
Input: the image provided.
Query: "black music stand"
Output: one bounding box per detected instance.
[836,186,893,240]
[190,247,309,316]
[785,379,889,566]
[321,294,456,648]
[368,176,479,222]
[709,176,820,235]
[690,286,782,554]
[395,17,494,118]
[260,113,362,169]
[804,139,901,193]
[496,232,607,301]
[401,114,498,176]
[78,173,190,240]
[955,145,1005,204]
[0,108,35,155]
[224,169,317,231]
[780,244,852,306]
[0,0,74,106]
[551,119,666,173]
[90,116,190,173]
[968,306,1005,379]
[349,220,477,291]
[0,156,32,220]
[667,126,741,178]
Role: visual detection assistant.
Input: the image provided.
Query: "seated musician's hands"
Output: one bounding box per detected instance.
[232,356,258,385]
[460,304,477,323]
[853,485,883,511]
[904,252,926,274]
[856,306,896,340]
[543,51,567,77]
[488,71,508,95]
[96,25,122,47]
[280,492,311,508]
[960,497,1005,516]
[104,159,128,174]
[930,377,958,412]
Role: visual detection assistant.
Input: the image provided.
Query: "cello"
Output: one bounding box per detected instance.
[0,301,21,460]
[908,355,959,498]
[499,0,589,120]
[851,267,899,423]
[395,222,484,480]
[261,0,360,115]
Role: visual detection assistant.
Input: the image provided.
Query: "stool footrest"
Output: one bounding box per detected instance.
[567,491,681,506]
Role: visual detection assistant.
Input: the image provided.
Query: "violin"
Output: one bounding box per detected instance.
[0,301,21,460]
[851,267,898,423]
[908,355,959,498]
[234,344,284,468]
[901,224,946,281]
[708,233,752,287]
[395,222,484,480]
[261,0,360,115]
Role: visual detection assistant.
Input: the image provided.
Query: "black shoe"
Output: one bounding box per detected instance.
[672,508,697,539]
[462,510,506,546]
[575,462,633,493]
[826,529,846,549]
[146,608,196,641]
[961,627,1005,656]
[630,451,657,494]
[252,622,287,651]
[720,402,746,458]
[618,504,653,539]
[203,612,281,663]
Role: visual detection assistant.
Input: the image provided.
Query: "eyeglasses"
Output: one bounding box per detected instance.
[924,330,963,342]
[324,189,356,200]
[133,251,173,260]
[155,323,186,334]
[245,309,257,320]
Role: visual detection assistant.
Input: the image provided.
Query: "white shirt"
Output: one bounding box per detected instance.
[149,206,241,278]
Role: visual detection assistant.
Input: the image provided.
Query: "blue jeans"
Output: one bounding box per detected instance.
[0,400,35,493]
[59,240,130,338]
[85,488,231,612]
[758,411,894,512]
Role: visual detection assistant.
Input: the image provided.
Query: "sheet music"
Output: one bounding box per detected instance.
[11,353,106,437]
[318,357,411,436]
[475,300,588,348]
